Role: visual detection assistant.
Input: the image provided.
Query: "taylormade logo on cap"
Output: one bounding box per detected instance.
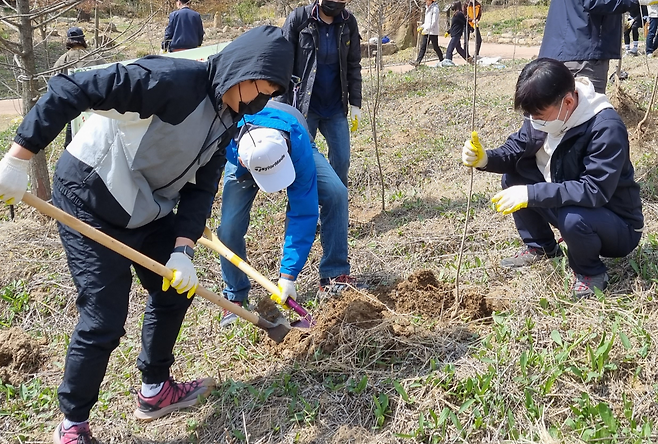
[254,154,286,172]
[238,127,296,193]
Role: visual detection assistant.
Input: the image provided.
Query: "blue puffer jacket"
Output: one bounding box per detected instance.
[539,0,639,61]
[226,102,319,278]
[483,110,643,230]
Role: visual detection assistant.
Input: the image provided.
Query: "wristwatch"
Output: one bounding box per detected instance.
[172,245,194,260]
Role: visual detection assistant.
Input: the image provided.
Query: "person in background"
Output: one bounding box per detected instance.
[411,0,444,67]
[279,0,362,189]
[441,1,470,66]
[623,4,644,55]
[53,27,107,147]
[641,0,658,57]
[162,0,204,52]
[218,101,352,327]
[461,58,643,299]
[0,26,291,444]
[279,0,364,292]
[538,0,639,94]
[463,0,482,58]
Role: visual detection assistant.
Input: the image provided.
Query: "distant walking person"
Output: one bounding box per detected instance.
[162,0,204,52]
[463,0,482,57]
[411,0,444,67]
[623,4,644,55]
[53,27,107,147]
[442,1,470,66]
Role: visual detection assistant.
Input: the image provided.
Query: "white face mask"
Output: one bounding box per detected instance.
[529,97,568,135]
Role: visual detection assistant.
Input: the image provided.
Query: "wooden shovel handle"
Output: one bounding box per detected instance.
[21,193,262,326]
[198,227,281,295]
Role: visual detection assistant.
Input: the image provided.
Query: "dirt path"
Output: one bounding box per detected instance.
[383,37,540,73]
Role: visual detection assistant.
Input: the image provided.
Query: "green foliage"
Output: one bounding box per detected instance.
[231,0,260,25]
[372,393,390,428]
[1,280,30,327]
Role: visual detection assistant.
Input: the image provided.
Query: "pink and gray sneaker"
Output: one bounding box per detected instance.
[52,421,96,444]
[133,376,215,421]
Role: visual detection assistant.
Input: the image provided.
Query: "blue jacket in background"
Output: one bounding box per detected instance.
[163,6,204,52]
[226,104,319,278]
[482,109,643,230]
[539,0,639,61]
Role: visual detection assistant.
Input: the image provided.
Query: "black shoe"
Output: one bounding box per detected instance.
[500,244,562,268]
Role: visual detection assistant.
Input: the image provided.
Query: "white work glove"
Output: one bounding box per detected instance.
[271,277,297,306]
[162,252,198,299]
[0,154,29,205]
[350,105,362,132]
[492,185,529,215]
[462,131,487,168]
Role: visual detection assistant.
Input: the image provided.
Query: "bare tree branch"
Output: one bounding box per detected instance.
[1,0,17,12]
[0,33,22,53]
[31,1,85,30]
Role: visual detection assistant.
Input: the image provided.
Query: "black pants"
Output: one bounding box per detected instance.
[624,17,642,44]
[502,173,641,276]
[446,35,467,61]
[52,184,193,422]
[466,25,482,56]
[416,34,443,63]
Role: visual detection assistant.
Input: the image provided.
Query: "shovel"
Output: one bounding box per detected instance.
[21,193,292,343]
[197,227,316,329]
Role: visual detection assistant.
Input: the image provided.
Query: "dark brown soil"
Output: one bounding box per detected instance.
[393,270,493,320]
[263,269,493,358]
[0,327,45,386]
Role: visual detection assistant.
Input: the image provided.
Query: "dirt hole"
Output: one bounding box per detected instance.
[0,327,46,386]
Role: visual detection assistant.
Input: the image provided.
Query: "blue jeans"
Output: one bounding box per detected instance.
[306,110,351,187]
[503,173,641,276]
[647,18,658,55]
[218,148,349,303]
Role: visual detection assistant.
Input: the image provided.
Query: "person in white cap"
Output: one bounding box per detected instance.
[218,101,354,327]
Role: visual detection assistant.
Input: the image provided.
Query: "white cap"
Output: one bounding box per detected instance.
[238,127,296,193]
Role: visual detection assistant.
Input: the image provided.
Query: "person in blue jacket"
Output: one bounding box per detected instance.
[218,101,350,327]
[0,26,292,444]
[162,0,204,52]
[462,58,643,299]
[538,0,639,94]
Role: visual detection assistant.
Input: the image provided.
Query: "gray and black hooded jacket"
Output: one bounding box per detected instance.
[15,26,292,242]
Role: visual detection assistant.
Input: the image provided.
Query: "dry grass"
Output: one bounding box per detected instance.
[3,10,658,444]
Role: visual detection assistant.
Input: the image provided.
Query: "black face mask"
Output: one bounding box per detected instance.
[237,82,271,116]
[320,0,346,17]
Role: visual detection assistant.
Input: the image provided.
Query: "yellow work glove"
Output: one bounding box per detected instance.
[350,105,362,132]
[462,131,487,168]
[491,186,529,215]
[444,32,450,38]
[417,26,424,33]
[162,251,198,299]
[270,277,297,306]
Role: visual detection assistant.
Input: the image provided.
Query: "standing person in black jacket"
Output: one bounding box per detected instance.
[279,0,363,293]
[461,59,643,299]
[538,0,639,94]
[162,0,204,52]
[442,1,471,66]
[0,26,292,444]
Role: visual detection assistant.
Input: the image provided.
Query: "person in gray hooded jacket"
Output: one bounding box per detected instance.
[0,25,292,444]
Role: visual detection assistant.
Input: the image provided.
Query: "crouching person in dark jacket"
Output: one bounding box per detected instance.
[0,26,292,444]
[461,58,643,299]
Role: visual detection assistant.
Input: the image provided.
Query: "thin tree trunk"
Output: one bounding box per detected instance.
[16,0,51,200]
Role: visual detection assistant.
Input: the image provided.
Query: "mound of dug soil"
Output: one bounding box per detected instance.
[393,270,493,320]
[261,269,493,359]
[0,328,45,386]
